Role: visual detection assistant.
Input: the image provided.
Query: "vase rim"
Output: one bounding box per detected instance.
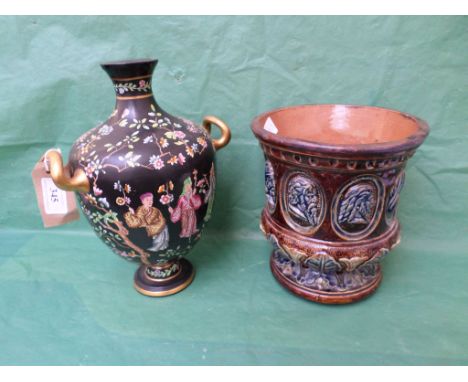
[100,58,158,66]
[101,58,158,80]
[251,104,430,156]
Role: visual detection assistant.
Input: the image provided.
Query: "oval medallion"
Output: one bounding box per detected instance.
[282,172,326,235]
[385,171,405,225]
[332,175,385,240]
[265,159,277,213]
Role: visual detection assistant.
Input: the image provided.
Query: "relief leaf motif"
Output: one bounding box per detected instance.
[338,256,367,272]
[304,253,342,274]
[338,184,376,225]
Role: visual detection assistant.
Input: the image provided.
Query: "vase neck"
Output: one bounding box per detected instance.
[112,75,154,101]
[101,58,158,103]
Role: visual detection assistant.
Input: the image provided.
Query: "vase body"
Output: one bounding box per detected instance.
[54,59,230,296]
[251,105,429,304]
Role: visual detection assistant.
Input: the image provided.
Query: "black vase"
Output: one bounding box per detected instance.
[46,58,231,296]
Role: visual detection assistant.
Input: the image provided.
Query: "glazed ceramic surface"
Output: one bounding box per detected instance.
[252,104,429,304]
[47,59,230,296]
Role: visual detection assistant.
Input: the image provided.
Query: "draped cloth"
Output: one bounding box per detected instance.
[170,194,202,238]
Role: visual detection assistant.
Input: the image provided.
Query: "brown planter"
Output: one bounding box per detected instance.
[252,104,429,304]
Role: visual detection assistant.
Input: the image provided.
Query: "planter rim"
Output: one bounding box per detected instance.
[251,104,430,156]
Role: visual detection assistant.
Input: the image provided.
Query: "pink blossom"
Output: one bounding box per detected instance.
[85,163,95,176]
[93,185,103,196]
[139,80,146,87]
[174,131,186,139]
[178,153,186,165]
[149,155,165,170]
[154,158,164,170]
[160,194,173,205]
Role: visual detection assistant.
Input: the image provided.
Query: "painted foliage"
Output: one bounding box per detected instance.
[72,103,215,265]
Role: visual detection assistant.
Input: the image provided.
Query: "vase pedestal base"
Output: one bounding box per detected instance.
[134,258,195,297]
[270,253,382,304]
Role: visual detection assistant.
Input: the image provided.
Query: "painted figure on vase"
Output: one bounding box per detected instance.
[169,176,202,238]
[124,192,169,251]
[204,164,216,222]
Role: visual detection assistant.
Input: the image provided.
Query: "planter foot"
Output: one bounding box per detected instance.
[270,252,382,304]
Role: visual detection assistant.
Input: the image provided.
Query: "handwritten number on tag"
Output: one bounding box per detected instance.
[41,178,68,214]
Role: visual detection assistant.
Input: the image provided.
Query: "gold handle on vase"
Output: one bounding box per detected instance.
[202,115,231,150]
[44,150,90,193]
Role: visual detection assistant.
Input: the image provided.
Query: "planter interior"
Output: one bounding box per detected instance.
[253,104,428,148]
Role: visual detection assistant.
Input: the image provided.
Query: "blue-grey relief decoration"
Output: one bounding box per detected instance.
[283,173,325,234]
[268,234,387,293]
[338,183,376,225]
[265,159,276,213]
[332,175,385,240]
[385,171,405,224]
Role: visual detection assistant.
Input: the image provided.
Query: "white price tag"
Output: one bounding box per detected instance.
[41,177,69,215]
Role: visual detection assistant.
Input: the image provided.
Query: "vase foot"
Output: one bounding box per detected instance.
[270,252,382,304]
[134,258,195,297]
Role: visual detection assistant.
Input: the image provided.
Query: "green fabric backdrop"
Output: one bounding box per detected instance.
[0,16,467,365]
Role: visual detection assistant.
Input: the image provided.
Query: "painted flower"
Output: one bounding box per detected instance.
[185,146,194,158]
[168,156,178,165]
[160,194,174,205]
[88,160,102,176]
[116,197,126,206]
[191,143,199,152]
[84,194,97,205]
[85,163,95,177]
[124,184,131,193]
[98,124,113,136]
[159,137,169,148]
[129,118,150,130]
[197,136,207,147]
[93,185,103,196]
[119,151,141,167]
[139,80,146,88]
[98,197,110,208]
[174,131,186,139]
[149,155,165,170]
[158,185,165,193]
[124,196,131,205]
[143,135,153,144]
[114,181,122,191]
[178,153,186,165]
